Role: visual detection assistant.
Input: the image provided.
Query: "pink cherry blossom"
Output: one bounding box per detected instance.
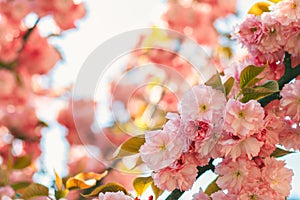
[219,133,264,161]
[270,0,300,26]
[215,158,261,193]
[19,29,61,75]
[279,122,300,150]
[180,84,226,123]
[139,128,184,171]
[224,99,265,138]
[0,69,17,99]
[152,155,198,191]
[0,186,15,199]
[280,80,300,122]
[94,191,132,200]
[193,188,210,200]
[262,157,294,198]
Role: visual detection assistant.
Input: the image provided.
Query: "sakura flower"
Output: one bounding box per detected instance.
[279,123,300,150]
[280,80,300,122]
[0,69,16,99]
[270,0,300,26]
[152,155,198,191]
[94,191,132,200]
[285,27,300,57]
[180,84,226,123]
[235,15,263,49]
[139,128,183,171]
[0,186,15,199]
[193,188,210,200]
[219,133,264,161]
[19,29,61,75]
[215,158,261,193]
[262,157,293,198]
[224,99,264,138]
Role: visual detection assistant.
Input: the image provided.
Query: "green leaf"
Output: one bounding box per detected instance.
[205,177,220,196]
[133,176,153,196]
[22,183,49,200]
[151,182,164,200]
[205,74,225,93]
[13,155,32,170]
[248,2,271,15]
[11,182,31,190]
[81,182,128,198]
[224,77,234,96]
[113,135,145,159]
[241,80,279,103]
[271,147,294,158]
[240,65,265,89]
[55,189,69,199]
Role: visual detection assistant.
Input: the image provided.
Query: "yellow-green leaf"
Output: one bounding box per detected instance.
[11,182,31,190]
[113,135,145,159]
[268,0,283,3]
[224,77,234,97]
[271,147,294,158]
[205,73,225,93]
[54,171,63,191]
[55,189,69,199]
[205,177,220,196]
[66,171,108,189]
[13,155,32,170]
[240,65,265,89]
[133,176,153,196]
[81,182,128,198]
[22,183,49,200]
[151,182,164,200]
[248,2,271,15]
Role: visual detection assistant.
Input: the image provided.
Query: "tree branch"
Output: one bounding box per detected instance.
[259,53,300,107]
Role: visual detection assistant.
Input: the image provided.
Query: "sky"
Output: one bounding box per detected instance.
[41,0,300,199]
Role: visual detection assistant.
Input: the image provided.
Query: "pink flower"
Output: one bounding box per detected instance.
[152,155,198,191]
[139,128,183,171]
[280,80,300,122]
[270,0,300,26]
[279,123,300,150]
[262,157,293,198]
[19,29,61,75]
[215,158,260,193]
[235,15,263,48]
[94,191,132,200]
[219,133,264,161]
[0,186,15,198]
[224,99,265,138]
[258,13,286,54]
[193,188,210,200]
[0,69,16,99]
[180,84,226,123]
[285,26,300,57]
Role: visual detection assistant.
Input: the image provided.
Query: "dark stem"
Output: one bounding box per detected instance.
[166,159,215,200]
[259,53,300,107]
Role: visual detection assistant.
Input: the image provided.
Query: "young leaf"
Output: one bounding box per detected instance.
[223,77,234,96]
[55,189,69,199]
[268,0,283,3]
[113,135,145,159]
[22,183,49,200]
[151,182,164,200]
[271,147,294,158]
[81,182,128,198]
[11,182,31,190]
[240,65,265,89]
[133,176,153,196]
[66,171,108,189]
[241,80,279,103]
[205,177,220,195]
[248,2,271,15]
[205,74,225,93]
[54,171,63,191]
[13,155,32,170]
